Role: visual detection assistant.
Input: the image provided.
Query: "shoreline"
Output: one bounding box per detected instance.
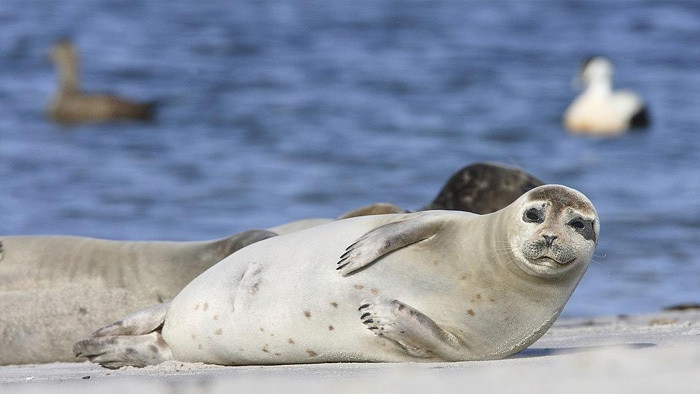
[2,310,699,393]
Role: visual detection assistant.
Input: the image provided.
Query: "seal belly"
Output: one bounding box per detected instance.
[162,215,406,364]
[163,258,403,364]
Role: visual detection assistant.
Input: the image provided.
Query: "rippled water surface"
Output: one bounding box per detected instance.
[1,1,698,316]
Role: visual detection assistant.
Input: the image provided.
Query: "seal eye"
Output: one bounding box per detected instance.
[568,218,596,241]
[523,208,544,223]
[570,219,584,230]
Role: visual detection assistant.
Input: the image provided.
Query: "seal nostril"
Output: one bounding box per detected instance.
[543,235,557,247]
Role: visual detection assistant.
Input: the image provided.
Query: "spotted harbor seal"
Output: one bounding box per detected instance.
[0,230,274,365]
[422,162,544,214]
[1,162,542,365]
[563,56,650,135]
[75,185,598,368]
[339,162,544,219]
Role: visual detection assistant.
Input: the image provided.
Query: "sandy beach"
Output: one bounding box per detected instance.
[2,310,698,394]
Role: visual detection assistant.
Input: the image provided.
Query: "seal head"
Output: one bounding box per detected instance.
[509,185,599,279]
[426,162,544,214]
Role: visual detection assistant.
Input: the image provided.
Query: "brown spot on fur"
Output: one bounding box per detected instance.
[306,350,318,357]
[288,338,295,344]
[259,327,264,332]
[432,260,439,266]
[503,316,509,322]
[262,346,269,353]
[78,307,88,315]
[194,304,199,310]
[203,302,208,311]
[371,288,379,295]
[148,344,158,353]
[275,352,281,356]
[330,302,338,308]
[476,294,482,299]
[467,309,475,316]
[354,284,365,290]
[304,310,311,318]
[191,334,196,340]
[214,328,222,335]
[213,315,218,320]
[490,298,495,302]
[328,325,334,331]
[198,344,202,350]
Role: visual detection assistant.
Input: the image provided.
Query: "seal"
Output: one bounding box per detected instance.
[0,230,275,365]
[74,185,599,368]
[339,162,544,218]
[0,162,541,365]
[422,162,544,214]
[563,56,650,135]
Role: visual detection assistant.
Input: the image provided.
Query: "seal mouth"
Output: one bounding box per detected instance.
[531,256,572,268]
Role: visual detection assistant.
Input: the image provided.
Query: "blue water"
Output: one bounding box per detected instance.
[1,1,698,317]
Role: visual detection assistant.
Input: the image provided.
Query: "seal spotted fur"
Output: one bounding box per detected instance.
[1,162,541,365]
[0,231,275,365]
[75,185,598,367]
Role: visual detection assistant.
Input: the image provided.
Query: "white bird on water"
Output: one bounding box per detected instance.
[563,56,650,135]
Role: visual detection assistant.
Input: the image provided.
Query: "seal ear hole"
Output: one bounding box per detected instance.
[523,208,544,223]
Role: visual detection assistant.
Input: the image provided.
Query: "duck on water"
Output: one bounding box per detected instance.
[563,56,650,136]
[47,40,156,124]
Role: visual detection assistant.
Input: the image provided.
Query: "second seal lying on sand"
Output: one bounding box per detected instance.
[75,185,598,367]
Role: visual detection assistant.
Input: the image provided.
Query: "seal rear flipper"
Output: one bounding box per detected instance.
[337,212,446,276]
[73,331,172,369]
[90,301,171,338]
[358,299,467,360]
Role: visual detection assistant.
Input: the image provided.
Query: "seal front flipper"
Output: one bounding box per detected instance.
[73,302,173,368]
[359,299,466,360]
[337,212,446,276]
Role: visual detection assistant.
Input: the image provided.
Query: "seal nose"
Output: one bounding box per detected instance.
[543,235,557,247]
